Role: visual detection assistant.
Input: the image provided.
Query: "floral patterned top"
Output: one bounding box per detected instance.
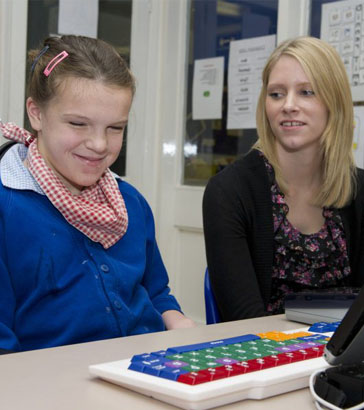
[261,155,351,314]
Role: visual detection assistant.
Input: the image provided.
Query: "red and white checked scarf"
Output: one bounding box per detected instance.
[0,122,128,249]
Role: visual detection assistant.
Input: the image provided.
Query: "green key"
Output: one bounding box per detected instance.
[250,351,265,358]
[282,339,300,345]
[246,341,259,347]
[183,364,206,372]
[166,354,184,360]
[231,343,244,348]
[234,354,252,361]
[204,353,218,360]
[214,345,235,353]
[188,357,202,364]
[201,360,219,368]
[315,339,328,345]
[233,348,249,354]
[185,350,204,358]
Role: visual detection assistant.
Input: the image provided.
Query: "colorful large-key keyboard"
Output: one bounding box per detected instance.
[89,322,339,410]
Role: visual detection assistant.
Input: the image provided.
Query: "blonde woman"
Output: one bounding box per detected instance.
[203,36,364,321]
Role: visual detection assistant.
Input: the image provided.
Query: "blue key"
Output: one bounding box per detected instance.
[324,324,339,332]
[143,364,168,376]
[309,322,331,333]
[298,334,328,341]
[159,367,189,381]
[329,322,341,331]
[131,353,160,362]
[151,350,167,358]
[309,321,340,333]
[129,358,167,374]
[166,334,260,354]
[128,361,146,372]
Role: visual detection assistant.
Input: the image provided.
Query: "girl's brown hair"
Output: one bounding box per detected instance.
[28,35,135,106]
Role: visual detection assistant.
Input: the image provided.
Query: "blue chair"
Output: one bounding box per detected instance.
[204,268,221,324]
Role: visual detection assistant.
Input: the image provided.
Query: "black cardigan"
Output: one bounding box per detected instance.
[202,149,364,322]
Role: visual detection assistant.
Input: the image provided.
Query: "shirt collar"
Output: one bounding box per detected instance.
[1,143,44,193]
[0,143,121,194]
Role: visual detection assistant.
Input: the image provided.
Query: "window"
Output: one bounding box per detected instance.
[183,0,278,185]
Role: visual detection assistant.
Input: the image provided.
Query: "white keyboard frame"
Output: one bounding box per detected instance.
[89,328,331,410]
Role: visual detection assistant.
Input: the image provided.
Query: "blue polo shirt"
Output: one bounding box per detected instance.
[0,144,181,351]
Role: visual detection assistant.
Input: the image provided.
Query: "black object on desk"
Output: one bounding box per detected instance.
[312,285,364,408]
[324,285,364,366]
[314,362,364,408]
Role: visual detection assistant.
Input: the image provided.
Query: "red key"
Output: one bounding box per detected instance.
[227,362,249,375]
[316,345,326,355]
[298,348,317,360]
[199,367,229,381]
[177,371,210,385]
[259,356,280,368]
[280,352,302,363]
[308,345,325,357]
[289,351,307,362]
[242,360,261,373]
[267,354,285,366]
[274,353,293,365]
[292,350,309,361]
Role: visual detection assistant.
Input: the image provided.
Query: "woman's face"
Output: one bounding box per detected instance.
[265,55,328,156]
[27,77,132,194]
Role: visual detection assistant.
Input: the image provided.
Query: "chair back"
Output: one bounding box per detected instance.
[0,141,16,160]
[204,268,221,324]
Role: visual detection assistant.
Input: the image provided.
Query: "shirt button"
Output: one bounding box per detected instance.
[105,306,111,313]
[100,264,110,273]
[114,300,122,309]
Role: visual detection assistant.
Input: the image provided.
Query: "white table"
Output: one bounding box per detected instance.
[0,315,319,409]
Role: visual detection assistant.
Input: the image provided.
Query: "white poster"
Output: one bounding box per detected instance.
[58,0,99,38]
[227,35,276,130]
[353,106,364,168]
[192,57,224,120]
[321,0,364,102]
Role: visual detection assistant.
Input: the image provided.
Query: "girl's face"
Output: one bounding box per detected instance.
[265,55,328,156]
[27,77,132,195]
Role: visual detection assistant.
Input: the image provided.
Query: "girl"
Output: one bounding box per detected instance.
[203,36,364,321]
[0,35,194,353]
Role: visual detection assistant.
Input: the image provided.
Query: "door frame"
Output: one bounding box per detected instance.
[0,0,28,137]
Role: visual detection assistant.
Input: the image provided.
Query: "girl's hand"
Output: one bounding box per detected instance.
[162,310,197,330]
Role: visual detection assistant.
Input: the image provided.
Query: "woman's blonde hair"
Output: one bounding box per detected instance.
[254,36,356,208]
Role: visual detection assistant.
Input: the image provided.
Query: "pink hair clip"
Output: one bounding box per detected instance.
[43,51,69,77]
